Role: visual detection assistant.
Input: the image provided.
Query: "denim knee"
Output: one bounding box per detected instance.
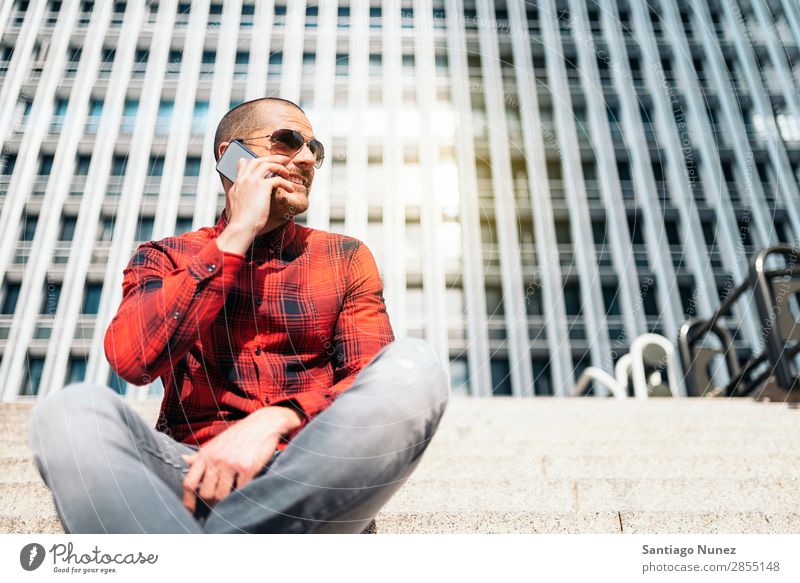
[28,382,121,457]
[377,337,450,412]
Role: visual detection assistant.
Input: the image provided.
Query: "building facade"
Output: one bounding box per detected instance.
[1,0,799,400]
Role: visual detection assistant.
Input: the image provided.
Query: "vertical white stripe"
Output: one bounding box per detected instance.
[540,0,612,377]
[506,0,573,394]
[691,1,776,250]
[153,1,213,241]
[658,0,760,349]
[1,0,112,398]
[306,0,337,232]
[444,0,492,395]
[726,0,800,241]
[413,0,449,365]
[244,0,274,100]
[36,2,147,397]
[628,0,717,320]
[0,0,46,151]
[344,0,369,241]
[88,0,179,391]
[601,1,683,346]
[193,0,242,230]
[382,0,408,339]
[566,0,646,343]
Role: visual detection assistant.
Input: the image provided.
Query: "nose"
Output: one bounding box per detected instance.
[293,141,316,168]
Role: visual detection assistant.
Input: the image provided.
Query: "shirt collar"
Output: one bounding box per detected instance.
[214,209,298,261]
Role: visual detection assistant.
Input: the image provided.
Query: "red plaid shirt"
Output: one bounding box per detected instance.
[103,210,395,450]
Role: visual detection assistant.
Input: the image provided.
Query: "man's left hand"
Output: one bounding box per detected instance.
[181,405,303,514]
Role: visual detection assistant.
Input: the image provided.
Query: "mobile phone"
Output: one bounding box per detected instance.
[215,139,257,182]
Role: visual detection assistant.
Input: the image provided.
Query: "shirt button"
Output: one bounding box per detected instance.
[255,347,262,356]
[207,263,216,272]
[256,298,262,305]
[172,311,180,319]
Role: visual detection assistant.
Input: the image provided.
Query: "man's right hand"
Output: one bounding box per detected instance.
[216,156,297,255]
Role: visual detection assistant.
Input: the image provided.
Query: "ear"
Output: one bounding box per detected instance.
[217,141,230,161]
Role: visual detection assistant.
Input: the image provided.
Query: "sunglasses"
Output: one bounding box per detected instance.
[236,129,325,169]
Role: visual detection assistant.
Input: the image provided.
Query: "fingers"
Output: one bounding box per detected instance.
[213,466,237,504]
[235,466,259,490]
[239,157,290,182]
[198,463,220,504]
[182,456,206,514]
[266,176,297,193]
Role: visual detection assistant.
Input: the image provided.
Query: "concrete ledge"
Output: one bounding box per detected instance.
[3,396,800,533]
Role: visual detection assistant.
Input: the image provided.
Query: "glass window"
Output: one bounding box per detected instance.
[401,7,414,23]
[136,217,154,241]
[20,215,38,241]
[491,359,512,395]
[533,358,552,395]
[184,156,201,176]
[74,154,91,175]
[156,100,173,134]
[1,153,17,175]
[111,154,128,176]
[305,4,318,26]
[175,217,193,235]
[335,53,348,76]
[168,49,182,68]
[1,282,21,314]
[192,100,208,134]
[82,283,103,314]
[338,5,350,27]
[107,368,127,394]
[121,98,138,132]
[97,215,115,241]
[59,216,77,240]
[66,357,87,385]
[20,355,45,396]
[53,97,68,117]
[40,282,61,316]
[88,97,103,116]
[449,358,469,396]
[147,156,164,177]
[564,283,581,316]
[369,6,381,27]
[38,154,54,175]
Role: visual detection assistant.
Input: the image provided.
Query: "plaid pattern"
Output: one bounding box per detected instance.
[103,210,395,450]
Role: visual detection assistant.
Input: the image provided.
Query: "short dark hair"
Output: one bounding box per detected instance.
[213,97,305,161]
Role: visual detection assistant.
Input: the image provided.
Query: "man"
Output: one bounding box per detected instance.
[28,97,450,534]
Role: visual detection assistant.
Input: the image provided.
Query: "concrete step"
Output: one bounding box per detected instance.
[6,474,799,518]
[383,478,800,514]
[4,397,800,533]
[370,511,800,534]
[8,451,800,486]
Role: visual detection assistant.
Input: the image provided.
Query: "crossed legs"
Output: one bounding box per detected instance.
[28,337,450,533]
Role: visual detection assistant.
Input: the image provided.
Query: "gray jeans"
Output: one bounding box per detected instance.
[28,337,449,533]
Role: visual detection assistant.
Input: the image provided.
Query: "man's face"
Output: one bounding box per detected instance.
[222,104,317,221]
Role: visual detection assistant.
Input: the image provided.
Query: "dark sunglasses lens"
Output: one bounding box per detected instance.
[309,140,325,167]
[272,129,304,152]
